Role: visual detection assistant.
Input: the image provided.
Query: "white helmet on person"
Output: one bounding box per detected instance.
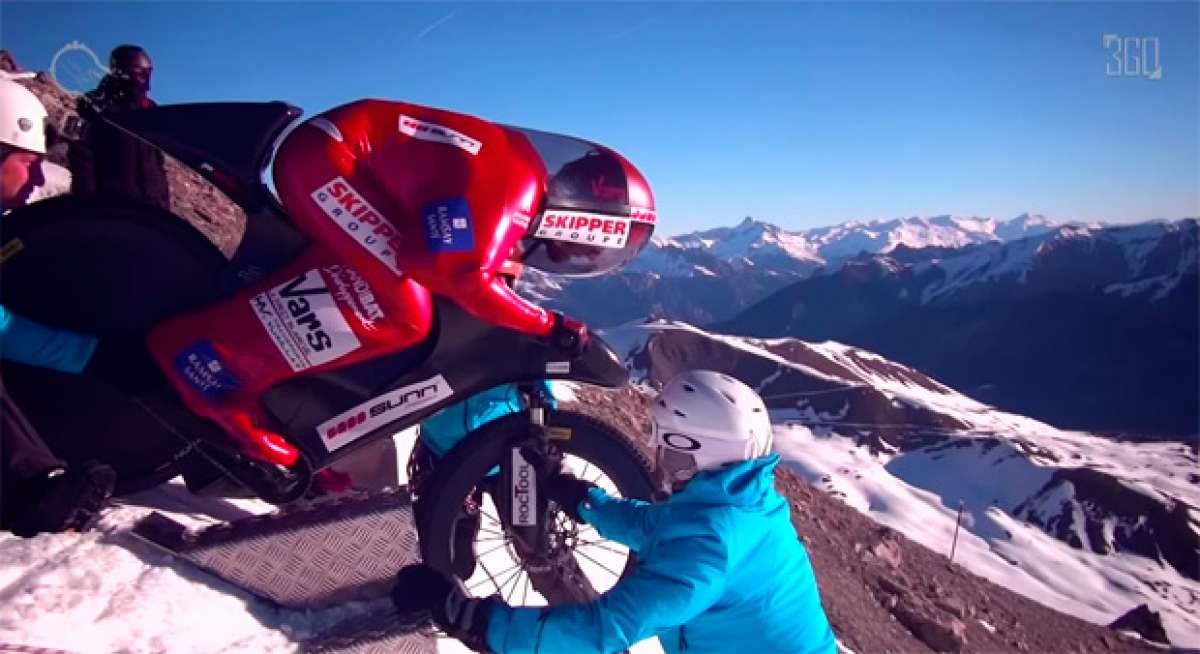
[0,79,48,155]
[649,370,773,491]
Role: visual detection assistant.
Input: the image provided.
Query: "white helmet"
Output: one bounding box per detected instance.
[0,79,48,155]
[650,370,773,490]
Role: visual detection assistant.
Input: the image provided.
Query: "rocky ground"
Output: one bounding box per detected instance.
[2,50,246,257]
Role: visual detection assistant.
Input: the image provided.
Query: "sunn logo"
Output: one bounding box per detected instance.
[325,411,368,440]
[316,374,453,452]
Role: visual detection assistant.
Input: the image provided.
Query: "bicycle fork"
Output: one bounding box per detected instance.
[499,397,555,567]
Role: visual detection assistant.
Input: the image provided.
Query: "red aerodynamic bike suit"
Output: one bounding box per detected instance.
[148,99,654,467]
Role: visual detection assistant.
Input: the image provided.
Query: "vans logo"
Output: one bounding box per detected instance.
[317,374,453,452]
[250,269,361,372]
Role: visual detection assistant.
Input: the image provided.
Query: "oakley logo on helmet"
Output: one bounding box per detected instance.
[535,211,630,249]
[662,432,703,451]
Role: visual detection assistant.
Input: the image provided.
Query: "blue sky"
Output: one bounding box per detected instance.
[2,2,1196,236]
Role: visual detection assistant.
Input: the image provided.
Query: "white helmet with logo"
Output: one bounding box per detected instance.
[649,370,773,491]
[0,79,48,155]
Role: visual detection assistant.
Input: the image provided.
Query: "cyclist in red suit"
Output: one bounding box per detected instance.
[148,100,655,468]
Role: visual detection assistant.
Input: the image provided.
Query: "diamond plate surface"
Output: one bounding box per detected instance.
[153,490,423,610]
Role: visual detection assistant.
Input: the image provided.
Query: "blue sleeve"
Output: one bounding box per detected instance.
[419,384,530,458]
[0,304,98,374]
[487,530,728,654]
[539,380,558,410]
[578,487,655,552]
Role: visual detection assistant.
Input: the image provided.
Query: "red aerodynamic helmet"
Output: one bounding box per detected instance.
[505,126,656,278]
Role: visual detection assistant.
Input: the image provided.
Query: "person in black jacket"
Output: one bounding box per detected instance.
[68,44,170,211]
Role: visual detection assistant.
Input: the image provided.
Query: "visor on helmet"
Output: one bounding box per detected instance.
[504,126,655,278]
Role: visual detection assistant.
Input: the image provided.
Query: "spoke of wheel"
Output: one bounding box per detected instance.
[520,568,531,606]
[480,506,503,527]
[578,461,592,481]
[470,557,516,593]
[577,539,629,556]
[476,540,511,559]
[574,547,623,579]
[496,562,525,600]
[504,568,525,604]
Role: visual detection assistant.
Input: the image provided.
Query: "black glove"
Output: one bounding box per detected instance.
[547,472,597,523]
[517,445,598,523]
[546,312,588,357]
[393,564,496,653]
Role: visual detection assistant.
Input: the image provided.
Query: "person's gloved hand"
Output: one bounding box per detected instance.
[517,445,598,523]
[393,564,496,653]
[547,472,597,523]
[545,312,588,357]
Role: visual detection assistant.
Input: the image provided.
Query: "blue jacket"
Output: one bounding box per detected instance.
[419,382,555,458]
[487,454,836,654]
[0,304,97,373]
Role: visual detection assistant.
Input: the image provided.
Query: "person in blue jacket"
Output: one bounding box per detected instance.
[394,370,836,654]
[0,79,116,536]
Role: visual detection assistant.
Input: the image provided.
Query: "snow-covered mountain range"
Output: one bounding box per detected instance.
[600,320,1200,646]
[718,218,1199,437]
[522,213,1064,327]
[664,212,1060,274]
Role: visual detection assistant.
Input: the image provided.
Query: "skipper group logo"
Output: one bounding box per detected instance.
[534,210,631,250]
[398,115,482,156]
[250,269,362,372]
[312,178,405,276]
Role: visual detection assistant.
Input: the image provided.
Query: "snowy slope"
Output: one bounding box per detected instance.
[603,320,1200,646]
[0,486,352,654]
[0,418,662,654]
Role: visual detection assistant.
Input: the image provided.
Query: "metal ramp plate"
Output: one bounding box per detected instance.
[132,488,420,610]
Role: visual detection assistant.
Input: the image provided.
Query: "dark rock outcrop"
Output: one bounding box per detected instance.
[3,49,247,257]
[1108,604,1170,645]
